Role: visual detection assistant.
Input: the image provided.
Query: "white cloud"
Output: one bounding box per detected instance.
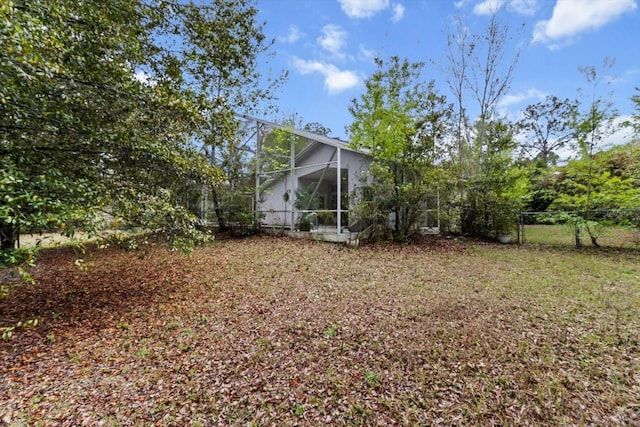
[498,88,547,108]
[615,67,640,85]
[358,45,377,62]
[605,115,635,147]
[555,116,634,161]
[473,0,538,15]
[338,0,390,18]
[533,0,637,45]
[317,24,348,57]
[292,57,360,94]
[508,0,538,15]
[391,3,405,22]
[497,88,547,120]
[474,0,505,15]
[279,25,305,44]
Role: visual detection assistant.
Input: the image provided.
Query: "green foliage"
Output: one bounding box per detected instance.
[1,0,277,264]
[363,370,380,387]
[574,62,615,245]
[304,122,332,136]
[293,403,305,417]
[461,121,530,238]
[0,244,37,270]
[258,117,320,174]
[572,61,618,158]
[525,142,640,247]
[294,185,319,232]
[323,326,337,338]
[220,192,260,235]
[1,318,38,340]
[631,87,640,136]
[98,232,146,252]
[517,96,578,166]
[294,185,320,212]
[261,127,294,173]
[444,13,523,239]
[1,246,37,302]
[548,143,640,213]
[348,56,452,240]
[297,216,311,232]
[316,211,335,226]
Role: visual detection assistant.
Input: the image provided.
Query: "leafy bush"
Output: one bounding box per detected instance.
[298,216,312,232]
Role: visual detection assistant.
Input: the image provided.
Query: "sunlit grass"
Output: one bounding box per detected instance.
[520,224,640,248]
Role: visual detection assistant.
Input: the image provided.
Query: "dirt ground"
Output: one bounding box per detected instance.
[2,235,639,425]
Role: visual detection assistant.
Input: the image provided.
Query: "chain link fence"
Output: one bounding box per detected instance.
[518,210,640,249]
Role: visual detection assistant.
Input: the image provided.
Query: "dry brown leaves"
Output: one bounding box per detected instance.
[1,236,639,426]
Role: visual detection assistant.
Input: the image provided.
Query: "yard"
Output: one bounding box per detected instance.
[520,224,640,248]
[1,235,639,425]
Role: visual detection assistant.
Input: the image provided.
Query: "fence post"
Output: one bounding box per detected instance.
[574,225,582,248]
[517,212,525,244]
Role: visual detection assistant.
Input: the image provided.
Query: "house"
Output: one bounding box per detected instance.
[248,116,371,237]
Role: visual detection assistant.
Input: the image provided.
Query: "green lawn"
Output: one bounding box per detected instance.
[1,236,639,425]
[520,223,640,248]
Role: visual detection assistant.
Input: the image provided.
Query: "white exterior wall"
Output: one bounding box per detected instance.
[259,174,293,228]
[257,144,371,228]
[342,149,371,195]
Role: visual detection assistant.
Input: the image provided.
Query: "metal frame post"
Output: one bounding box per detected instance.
[254,122,261,225]
[290,131,296,230]
[336,147,341,234]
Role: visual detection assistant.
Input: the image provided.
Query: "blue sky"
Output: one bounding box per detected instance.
[255,0,639,148]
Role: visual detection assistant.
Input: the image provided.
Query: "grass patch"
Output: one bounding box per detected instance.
[1,236,639,425]
[521,224,640,248]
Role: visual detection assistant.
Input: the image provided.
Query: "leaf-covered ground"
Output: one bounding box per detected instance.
[1,236,639,426]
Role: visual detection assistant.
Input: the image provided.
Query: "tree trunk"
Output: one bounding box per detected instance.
[0,224,19,250]
[211,186,227,232]
[584,222,600,248]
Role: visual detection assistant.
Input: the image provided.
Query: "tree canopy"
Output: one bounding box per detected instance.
[2,2,638,254]
[548,143,640,214]
[632,87,640,136]
[348,56,452,239]
[517,96,578,167]
[1,0,276,258]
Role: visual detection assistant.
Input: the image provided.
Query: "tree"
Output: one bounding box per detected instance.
[181,0,285,232]
[629,87,640,137]
[573,60,618,159]
[517,96,579,166]
[348,56,451,240]
[304,122,332,136]
[445,14,473,162]
[469,14,520,134]
[445,12,520,158]
[567,59,619,246]
[0,0,275,260]
[547,143,640,246]
[461,120,530,238]
[205,120,258,234]
[445,12,522,237]
[549,143,640,212]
